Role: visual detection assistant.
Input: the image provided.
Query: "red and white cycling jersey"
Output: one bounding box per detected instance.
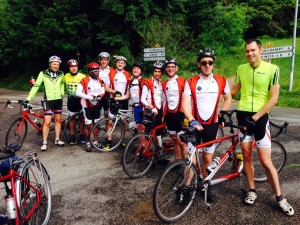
[76,76,105,108]
[109,69,131,97]
[141,77,163,109]
[183,74,230,124]
[162,75,186,113]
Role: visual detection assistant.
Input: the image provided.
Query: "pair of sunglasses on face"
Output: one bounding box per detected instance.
[200,61,214,66]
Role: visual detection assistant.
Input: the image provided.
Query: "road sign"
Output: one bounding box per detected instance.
[144,57,165,61]
[261,52,294,59]
[144,47,165,53]
[144,52,165,57]
[262,45,293,53]
[144,46,165,61]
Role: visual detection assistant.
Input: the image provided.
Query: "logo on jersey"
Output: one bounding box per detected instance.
[197,86,202,91]
[154,85,157,89]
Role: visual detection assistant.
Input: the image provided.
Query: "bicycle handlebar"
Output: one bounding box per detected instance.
[0,143,21,160]
[269,120,289,138]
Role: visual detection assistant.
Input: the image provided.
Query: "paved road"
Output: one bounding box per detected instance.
[0,89,299,224]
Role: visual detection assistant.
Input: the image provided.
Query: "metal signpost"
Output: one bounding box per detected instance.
[144,47,165,61]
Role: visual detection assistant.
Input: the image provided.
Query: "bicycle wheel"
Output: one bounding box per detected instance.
[90,118,124,152]
[215,125,224,149]
[153,160,198,223]
[16,158,52,225]
[253,140,287,182]
[5,117,28,147]
[63,112,83,145]
[122,133,156,178]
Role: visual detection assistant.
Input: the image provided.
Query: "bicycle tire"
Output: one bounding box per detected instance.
[16,158,52,225]
[90,118,124,152]
[122,133,156,179]
[215,125,224,150]
[153,160,198,223]
[63,112,83,145]
[5,117,28,148]
[253,140,287,182]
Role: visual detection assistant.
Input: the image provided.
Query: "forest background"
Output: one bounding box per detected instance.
[0,0,299,107]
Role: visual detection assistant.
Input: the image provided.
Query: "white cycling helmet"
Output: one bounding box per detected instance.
[49,55,62,63]
[98,52,110,59]
[153,61,164,70]
[114,55,127,62]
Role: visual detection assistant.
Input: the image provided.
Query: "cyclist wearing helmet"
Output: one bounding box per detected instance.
[231,39,294,215]
[102,56,131,150]
[64,59,86,144]
[97,52,116,118]
[182,48,232,202]
[162,57,187,161]
[141,61,165,154]
[76,62,105,151]
[26,55,65,151]
[116,62,147,136]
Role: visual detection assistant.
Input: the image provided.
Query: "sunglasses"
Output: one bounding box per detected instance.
[166,66,176,69]
[200,61,214,66]
[90,69,99,73]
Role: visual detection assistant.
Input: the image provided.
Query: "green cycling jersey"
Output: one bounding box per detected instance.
[27,68,64,101]
[236,60,279,112]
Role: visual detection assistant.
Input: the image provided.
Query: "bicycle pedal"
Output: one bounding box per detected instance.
[36,131,42,136]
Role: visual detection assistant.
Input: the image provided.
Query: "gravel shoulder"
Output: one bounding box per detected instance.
[0,89,299,224]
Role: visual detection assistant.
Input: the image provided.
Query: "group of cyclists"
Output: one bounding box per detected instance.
[25,38,294,216]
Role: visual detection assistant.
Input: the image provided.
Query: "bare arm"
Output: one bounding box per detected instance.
[221,92,232,111]
[231,82,241,98]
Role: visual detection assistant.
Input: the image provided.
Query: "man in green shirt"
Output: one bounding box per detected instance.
[27,55,65,151]
[231,39,294,216]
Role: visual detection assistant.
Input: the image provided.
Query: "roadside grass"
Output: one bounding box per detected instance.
[1,38,299,108]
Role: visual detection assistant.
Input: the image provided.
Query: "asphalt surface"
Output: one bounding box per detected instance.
[0,89,299,225]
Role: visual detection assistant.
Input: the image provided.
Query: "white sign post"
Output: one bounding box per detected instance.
[143,47,165,61]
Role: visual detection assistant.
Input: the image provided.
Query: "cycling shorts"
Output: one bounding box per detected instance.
[133,105,143,124]
[67,96,82,115]
[100,94,110,112]
[42,99,63,116]
[165,111,184,133]
[237,111,271,147]
[194,123,219,153]
[108,99,129,118]
[83,107,101,125]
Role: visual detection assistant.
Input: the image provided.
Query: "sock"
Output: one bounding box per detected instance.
[157,135,162,147]
[276,195,283,202]
[250,189,256,193]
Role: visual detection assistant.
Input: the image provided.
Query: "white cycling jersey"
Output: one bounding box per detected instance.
[141,77,163,109]
[111,70,128,97]
[165,75,180,111]
[99,66,112,86]
[183,74,230,121]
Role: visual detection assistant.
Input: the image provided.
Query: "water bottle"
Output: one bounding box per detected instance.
[128,121,136,132]
[236,153,243,166]
[5,195,16,219]
[29,76,35,88]
[187,142,195,154]
[33,118,42,128]
[206,157,220,174]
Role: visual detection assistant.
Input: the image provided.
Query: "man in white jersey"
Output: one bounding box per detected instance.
[97,52,116,118]
[141,61,165,152]
[182,48,231,202]
[76,62,105,151]
[115,62,146,134]
[162,58,187,161]
[103,56,131,150]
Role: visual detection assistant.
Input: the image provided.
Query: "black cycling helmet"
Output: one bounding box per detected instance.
[196,48,216,62]
[153,61,164,72]
[133,62,144,73]
[164,57,178,66]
